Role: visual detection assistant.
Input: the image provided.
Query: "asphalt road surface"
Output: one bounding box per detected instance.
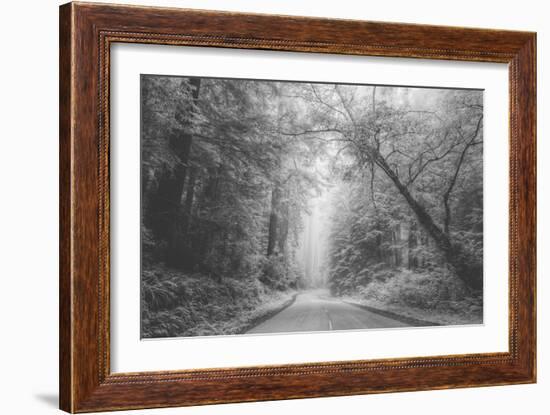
[246,290,409,334]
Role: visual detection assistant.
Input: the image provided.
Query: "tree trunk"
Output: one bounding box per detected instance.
[196,166,221,269]
[400,223,410,269]
[375,232,383,263]
[372,150,482,289]
[164,78,201,267]
[179,167,197,269]
[277,200,289,254]
[267,186,281,256]
[408,221,418,269]
[182,167,197,235]
[146,135,191,241]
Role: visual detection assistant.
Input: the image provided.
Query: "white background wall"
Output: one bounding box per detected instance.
[0,1,546,414]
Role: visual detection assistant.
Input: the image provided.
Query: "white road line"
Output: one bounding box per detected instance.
[323,307,334,330]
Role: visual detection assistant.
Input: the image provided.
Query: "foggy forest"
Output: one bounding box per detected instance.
[140,75,483,338]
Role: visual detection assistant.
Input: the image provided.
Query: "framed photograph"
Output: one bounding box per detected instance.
[59,2,536,412]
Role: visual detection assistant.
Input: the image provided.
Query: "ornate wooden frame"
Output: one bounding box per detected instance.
[59,2,536,412]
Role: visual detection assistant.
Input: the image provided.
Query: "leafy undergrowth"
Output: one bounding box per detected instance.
[141,264,296,338]
[337,267,483,326]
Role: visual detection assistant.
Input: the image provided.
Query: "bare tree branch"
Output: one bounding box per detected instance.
[442,115,484,234]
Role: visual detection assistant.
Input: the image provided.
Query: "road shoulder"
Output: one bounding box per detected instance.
[241,293,298,334]
[343,300,440,327]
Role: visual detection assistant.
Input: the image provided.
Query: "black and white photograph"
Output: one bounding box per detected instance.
[140,75,484,339]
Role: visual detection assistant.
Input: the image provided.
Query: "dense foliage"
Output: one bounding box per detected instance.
[317,88,483,291]
[141,76,484,337]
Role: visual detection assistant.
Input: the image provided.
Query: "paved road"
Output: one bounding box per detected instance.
[246,290,409,334]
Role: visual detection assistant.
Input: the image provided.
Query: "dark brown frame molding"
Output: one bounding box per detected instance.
[59,2,536,412]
